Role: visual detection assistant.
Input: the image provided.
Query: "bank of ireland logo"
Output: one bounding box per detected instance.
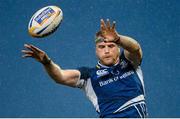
[96,69,109,77]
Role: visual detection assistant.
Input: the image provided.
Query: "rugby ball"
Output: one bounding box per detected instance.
[28,6,63,38]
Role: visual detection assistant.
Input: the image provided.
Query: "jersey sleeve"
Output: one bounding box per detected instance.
[75,67,91,89]
[120,49,130,63]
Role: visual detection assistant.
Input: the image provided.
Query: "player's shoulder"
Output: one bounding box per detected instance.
[77,66,96,72]
[77,66,96,80]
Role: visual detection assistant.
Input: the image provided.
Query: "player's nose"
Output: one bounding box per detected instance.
[104,46,110,54]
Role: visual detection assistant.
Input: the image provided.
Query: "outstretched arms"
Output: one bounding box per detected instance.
[22,44,80,87]
[22,19,142,87]
[99,19,143,67]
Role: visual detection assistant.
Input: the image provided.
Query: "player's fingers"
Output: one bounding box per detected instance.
[24,44,32,50]
[112,21,116,30]
[22,54,33,58]
[29,44,43,53]
[106,19,111,30]
[24,44,37,53]
[21,49,34,58]
[100,19,106,31]
[21,50,33,54]
[24,44,43,55]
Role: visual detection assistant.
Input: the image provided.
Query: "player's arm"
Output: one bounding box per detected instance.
[117,35,142,67]
[43,61,80,87]
[21,44,80,87]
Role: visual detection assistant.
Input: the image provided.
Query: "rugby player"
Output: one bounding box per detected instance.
[22,19,148,118]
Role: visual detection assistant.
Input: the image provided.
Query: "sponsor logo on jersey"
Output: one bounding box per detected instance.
[111,70,120,75]
[99,70,134,87]
[96,69,109,77]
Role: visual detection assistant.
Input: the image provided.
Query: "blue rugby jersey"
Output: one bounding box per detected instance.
[76,52,148,118]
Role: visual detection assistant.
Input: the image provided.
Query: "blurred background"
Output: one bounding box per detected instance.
[0,0,179,117]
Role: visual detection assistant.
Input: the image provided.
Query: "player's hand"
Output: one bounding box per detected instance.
[22,44,51,65]
[100,19,120,44]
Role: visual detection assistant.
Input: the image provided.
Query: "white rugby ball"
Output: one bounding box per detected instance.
[28,6,63,38]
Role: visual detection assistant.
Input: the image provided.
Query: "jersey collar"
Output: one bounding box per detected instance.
[97,60,120,69]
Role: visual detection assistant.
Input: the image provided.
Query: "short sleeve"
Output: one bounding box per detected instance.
[75,67,91,89]
[120,49,130,63]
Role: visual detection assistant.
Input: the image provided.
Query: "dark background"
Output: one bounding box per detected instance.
[0,0,179,117]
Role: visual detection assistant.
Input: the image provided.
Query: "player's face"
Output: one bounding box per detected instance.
[96,42,120,66]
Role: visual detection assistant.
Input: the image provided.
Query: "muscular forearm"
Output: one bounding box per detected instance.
[118,35,141,53]
[43,61,65,83]
[117,35,142,66]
